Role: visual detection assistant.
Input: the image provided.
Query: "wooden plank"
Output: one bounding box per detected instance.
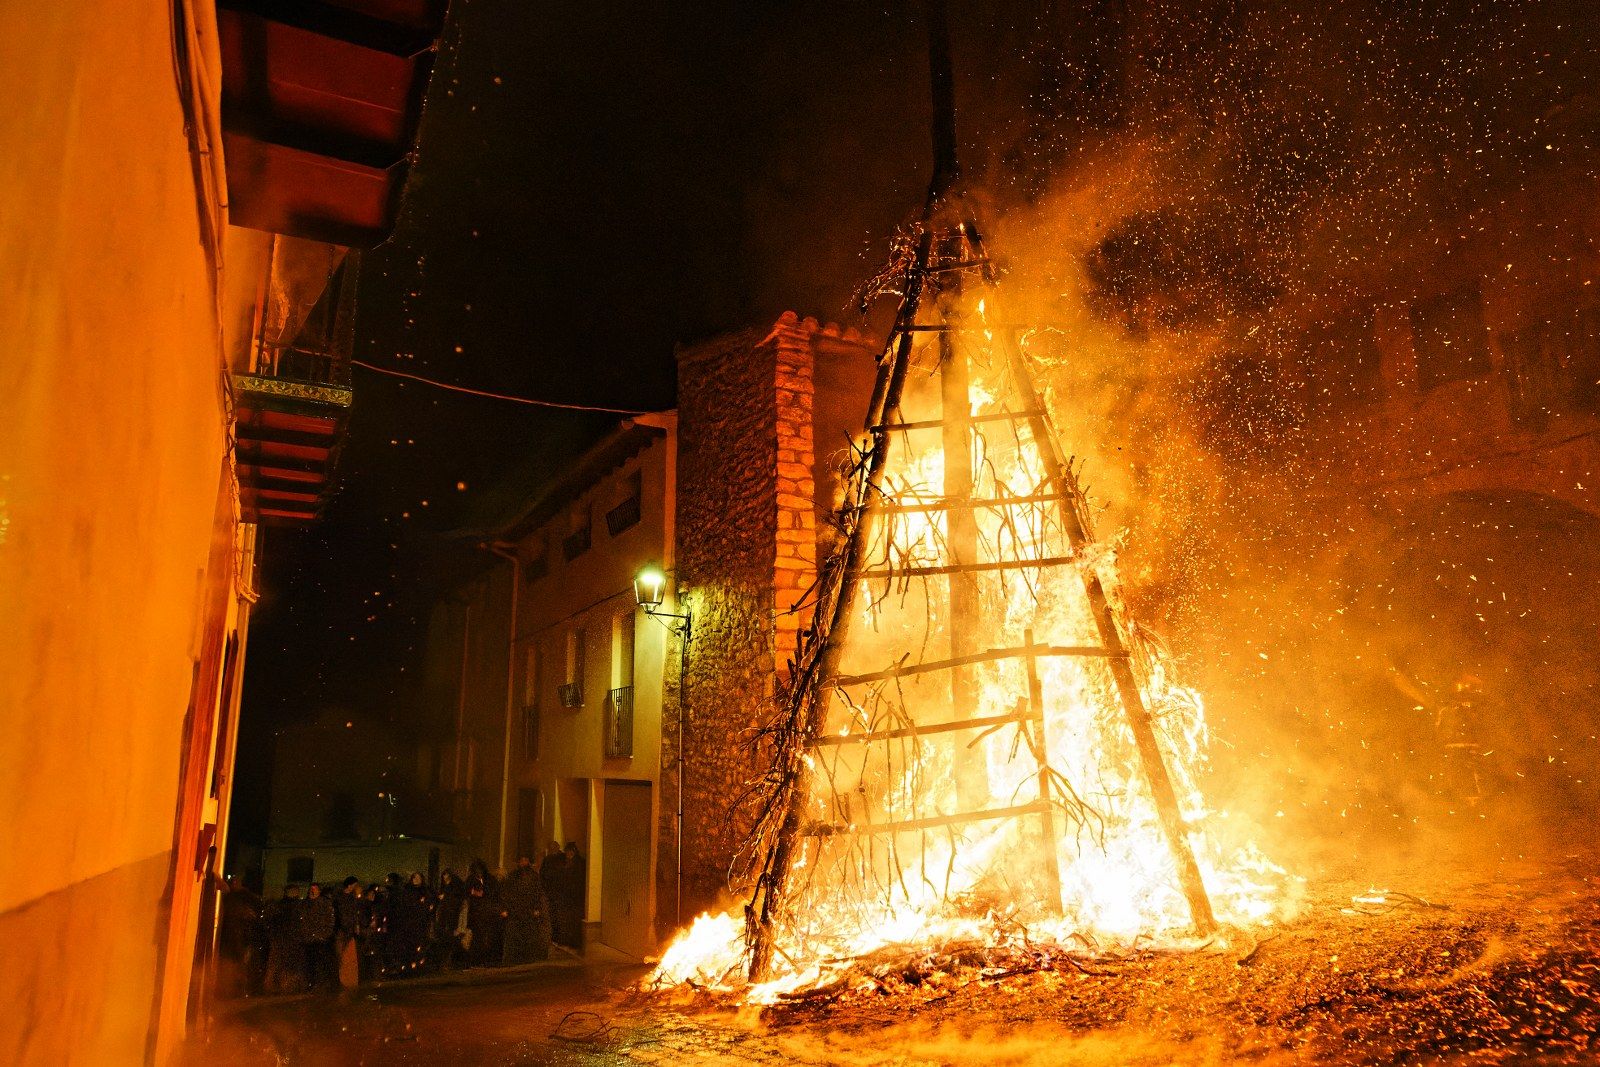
[238,439,332,463]
[850,555,1077,580]
[238,463,324,484]
[805,800,1052,837]
[873,409,1046,433]
[810,707,1040,747]
[880,491,1070,514]
[234,421,339,449]
[940,322,988,809]
[1025,627,1064,913]
[830,642,1125,688]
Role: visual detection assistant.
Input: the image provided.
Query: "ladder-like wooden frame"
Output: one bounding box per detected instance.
[745,211,1217,981]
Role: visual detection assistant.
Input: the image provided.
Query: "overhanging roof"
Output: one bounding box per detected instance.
[219,0,447,246]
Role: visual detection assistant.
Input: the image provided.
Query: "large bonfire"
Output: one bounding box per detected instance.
[652,258,1296,1001]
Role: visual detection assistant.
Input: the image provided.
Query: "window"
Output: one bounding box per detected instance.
[605,612,636,758]
[521,644,541,758]
[524,533,549,583]
[612,609,635,690]
[1410,283,1490,392]
[286,856,315,885]
[604,686,635,758]
[562,502,592,561]
[522,644,540,707]
[324,791,358,840]
[559,627,586,707]
[605,470,643,536]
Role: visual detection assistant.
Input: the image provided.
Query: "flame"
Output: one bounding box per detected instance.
[651,293,1297,999]
[652,911,747,987]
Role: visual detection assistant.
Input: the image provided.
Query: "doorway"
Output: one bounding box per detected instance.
[599,780,653,957]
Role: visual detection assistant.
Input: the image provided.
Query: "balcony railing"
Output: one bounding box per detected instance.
[604,686,634,758]
[255,340,352,388]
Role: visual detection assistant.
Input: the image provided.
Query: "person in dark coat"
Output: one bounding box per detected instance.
[540,843,573,951]
[556,842,586,950]
[358,884,385,983]
[378,872,406,976]
[333,876,366,990]
[389,872,434,976]
[463,877,497,967]
[500,857,552,964]
[468,859,504,963]
[538,842,564,902]
[432,869,467,970]
[301,882,337,991]
[262,884,307,995]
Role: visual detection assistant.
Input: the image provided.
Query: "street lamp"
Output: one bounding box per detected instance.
[634,564,689,632]
[633,564,668,610]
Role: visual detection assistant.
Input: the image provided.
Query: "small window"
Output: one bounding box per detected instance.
[560,628,586,707]
[524,534,549,583]
[605,470,643,536]
[522,644,539,707]
[562,503,592,560]
[286,856,315,885]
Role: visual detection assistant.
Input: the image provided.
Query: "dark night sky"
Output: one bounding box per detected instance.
[233,1,959,843]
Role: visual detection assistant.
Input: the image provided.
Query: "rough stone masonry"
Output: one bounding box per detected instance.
[663,312,875,924]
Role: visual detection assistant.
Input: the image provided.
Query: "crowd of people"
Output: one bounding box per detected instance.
[216,842,587,997]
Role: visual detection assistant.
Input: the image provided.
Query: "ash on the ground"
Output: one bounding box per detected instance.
[609,852,1598,1066]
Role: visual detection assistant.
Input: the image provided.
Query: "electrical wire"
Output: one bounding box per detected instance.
[350,359,652,414]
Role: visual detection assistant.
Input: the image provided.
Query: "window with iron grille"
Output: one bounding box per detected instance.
[604,686,634,758]
[605,470,643,536]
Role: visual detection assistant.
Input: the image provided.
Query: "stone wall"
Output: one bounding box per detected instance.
[670,326,777,916]
[666,313,875,923]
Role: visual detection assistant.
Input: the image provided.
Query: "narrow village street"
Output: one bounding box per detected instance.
[8,2,1600,1064]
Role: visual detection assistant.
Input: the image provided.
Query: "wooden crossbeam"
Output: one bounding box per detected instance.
[830,642,1125,688]
[850,555,1077,581]
[805,800,1052,838]
[880,491,1069,514]
[873,409,1046,433]
[810,707,1040,747]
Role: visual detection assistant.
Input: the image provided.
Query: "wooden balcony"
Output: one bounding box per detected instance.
[234,351,352,526]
